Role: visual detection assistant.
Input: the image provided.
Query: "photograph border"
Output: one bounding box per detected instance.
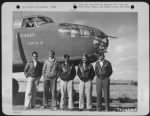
[2,2,149,115]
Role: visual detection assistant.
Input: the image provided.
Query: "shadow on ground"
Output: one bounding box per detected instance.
[13,91,137,106]
[12,78,137,111]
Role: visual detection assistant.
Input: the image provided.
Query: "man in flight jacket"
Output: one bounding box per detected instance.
[59,54,76,110]
[95,53,113,111]
[77,54,95,111]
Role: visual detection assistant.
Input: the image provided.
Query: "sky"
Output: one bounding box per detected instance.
[14,12,137,81]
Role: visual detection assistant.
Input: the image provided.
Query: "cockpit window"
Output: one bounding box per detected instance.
[58,23,80,39]
[58,23,94,39]
[35,17,47,26]
[22,18,35,28]
[58,23,71,35]
[70,25,80,39]
[70,28,80,38]
[22,16,54,28]
[38,16,54,23]
[78,25,91,38]
[80,28,90,36]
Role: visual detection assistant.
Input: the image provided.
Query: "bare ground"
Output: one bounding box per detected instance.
[12,79,137,112]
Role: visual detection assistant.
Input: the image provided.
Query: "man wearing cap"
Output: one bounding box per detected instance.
[42,50,59,110]
[77,54,95,111]
[59,54,76,110]
[95,53,113,111]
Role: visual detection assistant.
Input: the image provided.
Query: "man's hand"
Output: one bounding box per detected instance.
[25,73,28,78]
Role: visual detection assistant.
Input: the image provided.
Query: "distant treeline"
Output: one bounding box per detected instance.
[19,79,138,86]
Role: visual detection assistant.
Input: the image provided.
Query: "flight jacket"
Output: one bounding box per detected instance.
[42,58,59,80]
[24,60,42,78]
[59,62,76,82]
[95,59,113,79]
[77,62,95,82]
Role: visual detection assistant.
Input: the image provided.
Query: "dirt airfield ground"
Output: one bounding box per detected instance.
[12,73,137,112]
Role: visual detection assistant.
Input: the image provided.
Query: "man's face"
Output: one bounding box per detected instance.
[32,53,38,61]
[82,57,87,63]
[49,52,54,59]
[64,57,70,63]
[98,55,104,61]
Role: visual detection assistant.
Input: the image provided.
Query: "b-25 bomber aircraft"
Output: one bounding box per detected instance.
[13,15,116,72]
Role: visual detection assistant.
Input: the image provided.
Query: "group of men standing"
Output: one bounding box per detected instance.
[24,50,113,111]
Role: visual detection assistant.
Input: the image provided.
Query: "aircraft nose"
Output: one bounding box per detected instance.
[93,38,108,54]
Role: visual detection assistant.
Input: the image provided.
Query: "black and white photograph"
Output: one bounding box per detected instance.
[2,2,149,115]
[12,11,137,111]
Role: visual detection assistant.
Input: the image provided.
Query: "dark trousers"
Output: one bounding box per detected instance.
[43,78,57,107]
[96,77,110,111]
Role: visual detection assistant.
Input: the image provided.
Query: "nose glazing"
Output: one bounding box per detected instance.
[93,37,108,54]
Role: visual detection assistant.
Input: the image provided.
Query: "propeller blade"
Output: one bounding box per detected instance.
[95,35,117,39]
[107,35,117,39]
